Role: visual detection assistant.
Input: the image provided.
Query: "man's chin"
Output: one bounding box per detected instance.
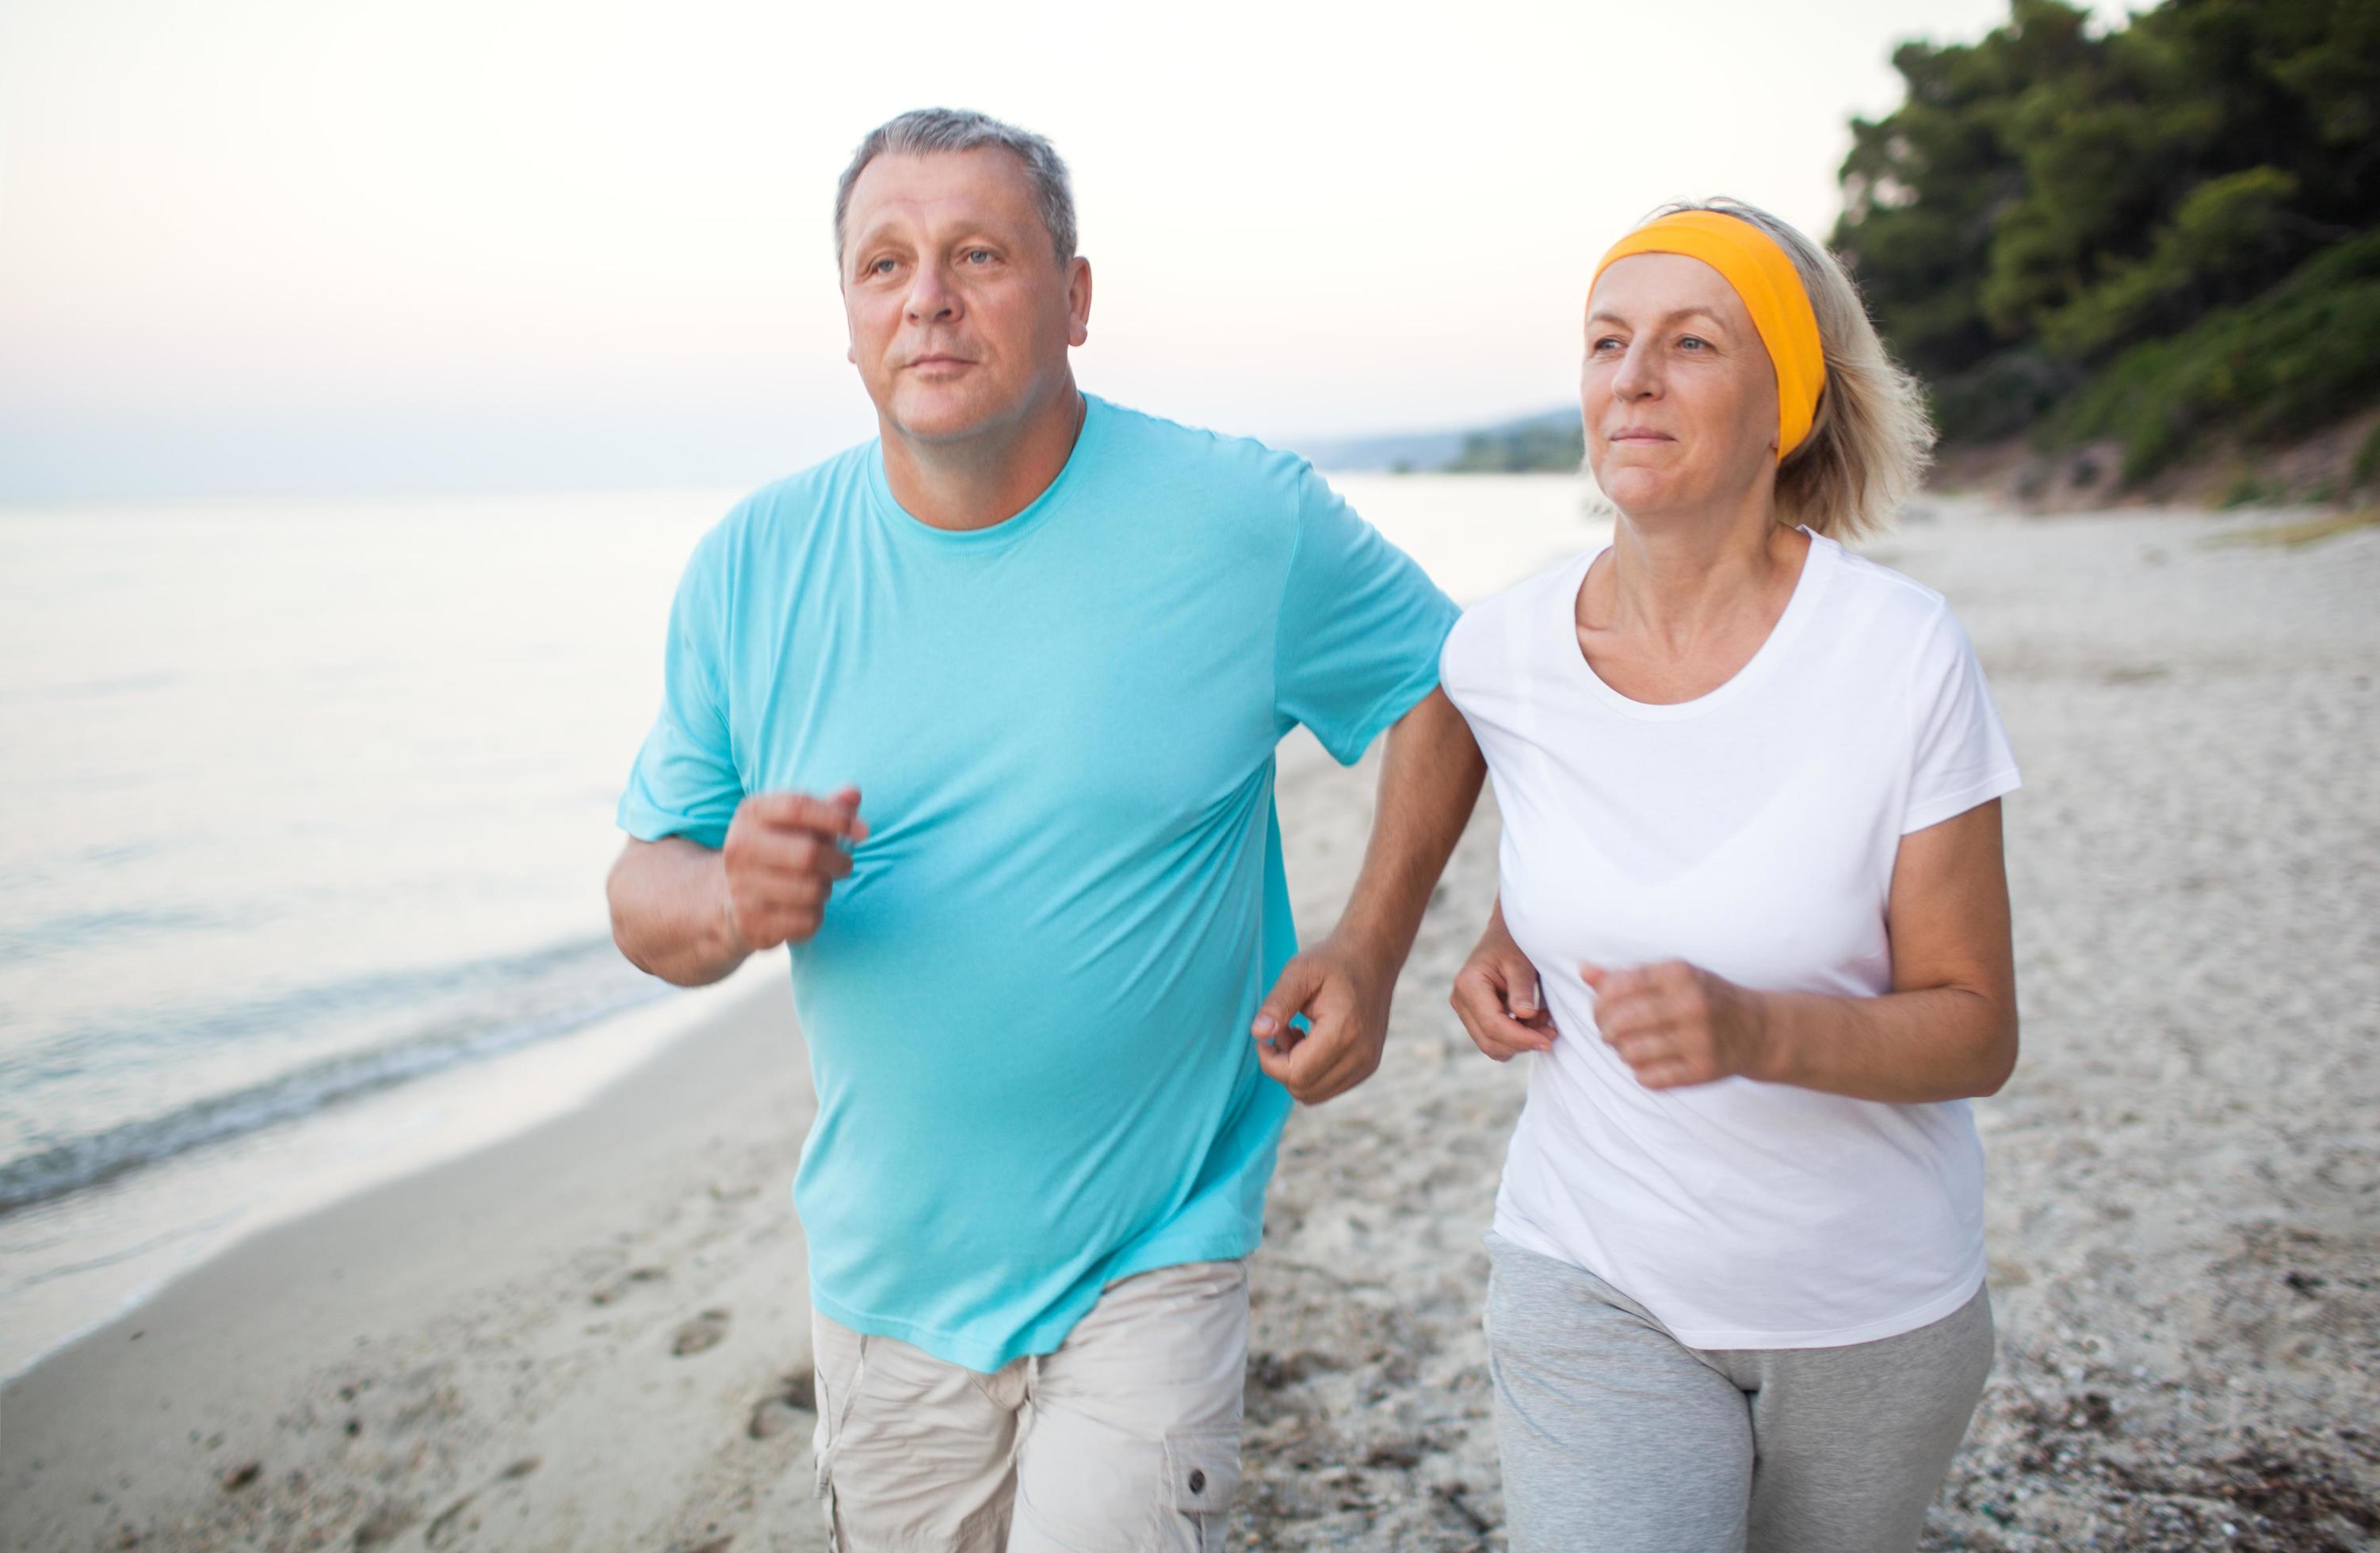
[886,386,1010,446]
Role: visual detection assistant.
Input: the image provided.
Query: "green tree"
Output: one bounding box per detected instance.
[1833,0,2099,380]
[1835,0,2380,464]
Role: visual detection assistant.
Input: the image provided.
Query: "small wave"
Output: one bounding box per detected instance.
[0,670,181,707]
[0,935,636,1083]
[0,906,222,962]
[0,950,670,1215]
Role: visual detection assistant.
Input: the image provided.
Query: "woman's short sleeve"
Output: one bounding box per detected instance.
[1902,606,2021,835]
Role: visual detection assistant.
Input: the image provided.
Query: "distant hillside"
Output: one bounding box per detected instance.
[1296,407,1580,474]
[1445,411,1586,474]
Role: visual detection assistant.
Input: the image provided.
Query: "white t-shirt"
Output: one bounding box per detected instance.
[1440,531,2021,1349]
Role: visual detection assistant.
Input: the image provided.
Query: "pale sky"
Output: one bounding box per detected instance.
[0,0,2126,501]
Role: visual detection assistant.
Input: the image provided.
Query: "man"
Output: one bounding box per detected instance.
[607,108,1481,1551]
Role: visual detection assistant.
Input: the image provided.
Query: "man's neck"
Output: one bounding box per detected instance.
[880,380,1087,532]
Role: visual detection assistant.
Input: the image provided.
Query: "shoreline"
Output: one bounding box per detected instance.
[0,735,1350,1553]
[1,966,822,1552]
[0,723,1354,1395]
[0,961,782,1386]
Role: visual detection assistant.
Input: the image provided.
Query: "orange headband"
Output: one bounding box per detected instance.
[1590,210,1827,460]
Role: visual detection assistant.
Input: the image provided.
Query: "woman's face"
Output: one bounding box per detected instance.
[1581,253,1780,520]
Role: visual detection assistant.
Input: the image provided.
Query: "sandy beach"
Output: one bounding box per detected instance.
[6,498,2376,1552]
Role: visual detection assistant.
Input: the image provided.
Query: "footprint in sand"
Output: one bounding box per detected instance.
[590,1265,668,1306]
[746,1370,816,1439]
[425,1491,478,1547]
[424,1458,540,1546]
[353,1500,418,1548]
[672,1308,732,1356]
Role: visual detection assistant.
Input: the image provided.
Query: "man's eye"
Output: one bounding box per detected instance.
[869,258,897,276]
[963,248,994,265]
[1678,335,1708,350]
[1591,336,1624,353]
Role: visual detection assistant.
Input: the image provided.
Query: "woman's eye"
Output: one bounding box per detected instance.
[1679,335,1708,351]
[1591,336,1623,353]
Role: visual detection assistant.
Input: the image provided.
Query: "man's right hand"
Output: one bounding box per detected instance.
[720,787,869,950]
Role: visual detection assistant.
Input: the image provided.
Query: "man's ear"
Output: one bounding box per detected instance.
[1067,255,1093,348]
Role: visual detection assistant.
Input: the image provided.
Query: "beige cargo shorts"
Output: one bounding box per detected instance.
[810,1257,1248,1551]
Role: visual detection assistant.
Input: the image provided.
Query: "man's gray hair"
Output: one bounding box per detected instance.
[832,108,1077,265]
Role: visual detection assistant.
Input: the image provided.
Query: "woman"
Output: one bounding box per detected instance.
[1439,200,2020,1553]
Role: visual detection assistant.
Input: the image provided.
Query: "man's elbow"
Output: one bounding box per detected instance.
[605,846,660,979]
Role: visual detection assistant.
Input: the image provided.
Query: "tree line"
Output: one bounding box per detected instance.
[1833,0,2380,487]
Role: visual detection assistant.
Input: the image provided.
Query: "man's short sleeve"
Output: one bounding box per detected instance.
[1902,605,2022,836]
[617,530,744,849]
[1273,466,1460,765]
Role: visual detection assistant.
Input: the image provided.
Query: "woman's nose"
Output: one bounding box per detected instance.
[1610,340,1660,401]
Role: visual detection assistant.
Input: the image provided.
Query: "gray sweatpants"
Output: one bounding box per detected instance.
[1484,1231,1994,1553]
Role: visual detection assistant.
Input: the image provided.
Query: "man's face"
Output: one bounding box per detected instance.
[839,148,1090,445]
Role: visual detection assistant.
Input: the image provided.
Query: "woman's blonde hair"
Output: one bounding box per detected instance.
[1640,197,1935,541]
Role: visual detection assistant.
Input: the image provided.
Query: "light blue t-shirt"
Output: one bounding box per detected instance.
[617,395,1456,1371]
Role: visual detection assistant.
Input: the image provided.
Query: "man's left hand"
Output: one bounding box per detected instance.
[1251,935,1395,1105]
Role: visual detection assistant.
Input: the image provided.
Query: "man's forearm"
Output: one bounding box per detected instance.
[607,836,751,987]
[1333,689,1485,968]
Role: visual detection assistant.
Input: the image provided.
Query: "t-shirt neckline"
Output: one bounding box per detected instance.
[865,391,1107,550]
[1559,527,1837,722]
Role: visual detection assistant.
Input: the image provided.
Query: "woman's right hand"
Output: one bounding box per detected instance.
[1450,899,1554,1062]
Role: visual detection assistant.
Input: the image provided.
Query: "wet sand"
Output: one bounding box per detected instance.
[6,498,2376,1551]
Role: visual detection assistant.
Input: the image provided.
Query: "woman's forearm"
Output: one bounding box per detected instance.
[1746,983,2016,1103]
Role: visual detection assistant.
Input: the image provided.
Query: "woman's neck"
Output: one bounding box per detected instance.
[1593,498,1806,653]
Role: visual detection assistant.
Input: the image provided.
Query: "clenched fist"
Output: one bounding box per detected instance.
[1583,960,1769,1091]
[1250,934,1395,1105]
[1450,910,1553,1063]
[1446,903,1561,1060]
[720,787,869,950]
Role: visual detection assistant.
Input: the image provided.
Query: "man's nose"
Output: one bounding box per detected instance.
[903,261,961,323]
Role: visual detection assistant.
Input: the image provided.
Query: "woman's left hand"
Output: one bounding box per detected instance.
[1580,960,1770,1090]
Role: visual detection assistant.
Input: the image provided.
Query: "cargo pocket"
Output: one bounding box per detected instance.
[1163,1425,1243,1553]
